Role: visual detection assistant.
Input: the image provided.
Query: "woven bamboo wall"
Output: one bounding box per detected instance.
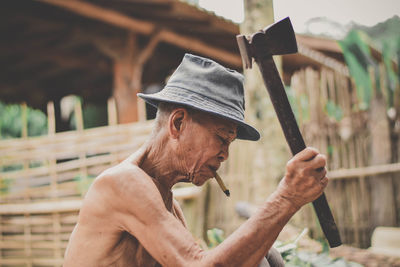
[0,117,208,266]
[0,122,153,204]
[289,67,400,248]
[0,117,154,266]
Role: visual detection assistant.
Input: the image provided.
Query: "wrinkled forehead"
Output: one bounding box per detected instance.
[195,112,237,138]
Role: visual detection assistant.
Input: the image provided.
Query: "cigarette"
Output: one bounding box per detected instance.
[214,172,230,197]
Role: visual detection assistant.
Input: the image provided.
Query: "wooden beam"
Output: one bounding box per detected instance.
[39,0,242,68]
[296,34,343,54]
[0,199,82,214]
[0,187,201,214]
[131,31,164,89]
[39,0,155,35]
[159,30,242,67]
[328,162,400,180]
[297,44,349,77]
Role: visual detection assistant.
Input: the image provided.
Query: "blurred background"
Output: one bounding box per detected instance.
[0,0,399,266]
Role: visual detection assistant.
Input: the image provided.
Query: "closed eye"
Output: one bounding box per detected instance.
[217,135,227,145]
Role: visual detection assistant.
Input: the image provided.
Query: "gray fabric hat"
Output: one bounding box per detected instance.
[137,54,260,141]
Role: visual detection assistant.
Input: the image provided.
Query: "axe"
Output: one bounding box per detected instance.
[237,17,342,248]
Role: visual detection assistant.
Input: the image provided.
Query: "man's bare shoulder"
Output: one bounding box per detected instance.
[81,162,159,218]
[95,162,148,191]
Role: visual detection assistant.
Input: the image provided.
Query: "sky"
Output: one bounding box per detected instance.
[199,0,400,37]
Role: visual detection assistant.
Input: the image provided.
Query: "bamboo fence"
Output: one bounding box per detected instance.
[0,99,205,266]
[289,66,400,248]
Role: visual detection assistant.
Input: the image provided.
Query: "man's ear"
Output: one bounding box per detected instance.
[169,108,189,139]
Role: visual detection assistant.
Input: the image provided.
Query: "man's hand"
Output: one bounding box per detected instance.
[277,147,328,209]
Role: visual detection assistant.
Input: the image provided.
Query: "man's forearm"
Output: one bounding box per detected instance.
[205,191,299,266]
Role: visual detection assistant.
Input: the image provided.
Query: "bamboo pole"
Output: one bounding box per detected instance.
[107,98,118,126]
[47,101,56,136]
[329,162,400,179]
[74,99,84,132]
[47,101,59,199]
[21,103,33,265]
[53,212,62,260]
[0,186,202,215]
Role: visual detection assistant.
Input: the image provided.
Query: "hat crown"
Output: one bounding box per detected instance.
[137,54,260,141]
[166,54,245,118]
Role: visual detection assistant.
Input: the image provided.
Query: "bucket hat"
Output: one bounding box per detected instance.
[137,54,260,141]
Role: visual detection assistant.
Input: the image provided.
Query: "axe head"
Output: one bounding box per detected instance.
[236,17,298,69]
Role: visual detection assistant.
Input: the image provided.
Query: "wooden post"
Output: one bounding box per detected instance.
[47,101,56,136]
[21,103,28,138]
[107,98,118,126]
[53,212,62,262]
[113,31,161,124]
[113,61,139,123]
[74,99,88,195]
[21,103,32,266]
[369,68,396,231]
[74,99,84,131]
[47,101,59,198]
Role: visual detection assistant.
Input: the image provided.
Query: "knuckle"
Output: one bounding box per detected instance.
[314,154,326,167]
[307,147,319,154]
[286,159,295,170]
[300,168,308,177]
[319,154,327,165]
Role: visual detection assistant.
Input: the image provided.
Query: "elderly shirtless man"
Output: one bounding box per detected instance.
[63,54,328,267]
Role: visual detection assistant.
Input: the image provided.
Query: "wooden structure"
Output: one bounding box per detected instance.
[1,0,241,130]
[3,0,389,128]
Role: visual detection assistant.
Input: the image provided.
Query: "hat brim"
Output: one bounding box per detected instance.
[138,92,260,141]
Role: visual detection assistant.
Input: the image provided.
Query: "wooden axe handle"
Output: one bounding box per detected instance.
[256,56,342,248]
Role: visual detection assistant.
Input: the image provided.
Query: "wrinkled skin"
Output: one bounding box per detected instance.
[63,108,328,267]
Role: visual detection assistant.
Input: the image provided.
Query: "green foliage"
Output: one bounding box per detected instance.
[82,103,108,129]
[284,251,363,267]
[73,174,96,195]
[341,16,400,110]
[207,228,225,248]
[68,97,108,130]
[382,40,400,107]
[286,85,310,123]
[338,30,375,110]
[277,236,363,267]
[205,228,363,266]
[0,101,47,139]
[0,178,13,196]
[352,15,400,54]
[325,100,343,121]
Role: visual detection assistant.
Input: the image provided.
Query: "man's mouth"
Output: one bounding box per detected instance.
[208,165,219,174]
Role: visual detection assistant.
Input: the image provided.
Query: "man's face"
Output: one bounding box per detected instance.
[177,113,237,186]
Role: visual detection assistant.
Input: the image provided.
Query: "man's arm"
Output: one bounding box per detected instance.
[96,147,327,267]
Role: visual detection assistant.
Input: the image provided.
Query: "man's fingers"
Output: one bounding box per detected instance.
[312,154,327,170]
[312,167,327,180]
[295,147,319,161]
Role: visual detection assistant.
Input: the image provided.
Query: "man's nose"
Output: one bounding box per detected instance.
[218,145,229,162]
